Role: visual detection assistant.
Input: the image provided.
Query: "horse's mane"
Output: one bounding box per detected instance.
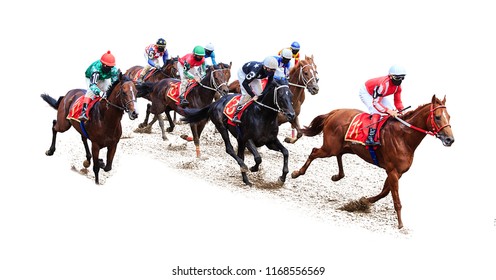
[401,102,430,120]
[106,74,131,97]
[217,62,231,68]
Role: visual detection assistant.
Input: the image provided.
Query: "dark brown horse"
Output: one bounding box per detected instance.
[227,55,319,143]
[291,95,454,229]
[124,56,179,84]
[135,64,230,157]
[40,73,139,184]
[181,79,295,186]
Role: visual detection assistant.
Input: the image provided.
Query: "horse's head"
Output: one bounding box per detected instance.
[108,73,139,120]
[217,62,232,82]
[260,79,295,122]
[290,55,319,95]
[429,95,454,146]
[203,65,229,96]
[162,56,180,78]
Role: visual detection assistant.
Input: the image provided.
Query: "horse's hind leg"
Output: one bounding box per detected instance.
[81,137,92,168]
[331,154,345,181]
[246,140,261,172]
[156,114,168,141]
[291,146,332,179]
[164,110,175,133]
[46,120,58,156]
[236,141,251,186]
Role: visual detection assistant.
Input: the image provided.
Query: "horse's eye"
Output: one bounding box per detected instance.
[435,115,441,121]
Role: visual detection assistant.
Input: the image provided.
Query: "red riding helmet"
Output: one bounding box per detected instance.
[100,50,116,66]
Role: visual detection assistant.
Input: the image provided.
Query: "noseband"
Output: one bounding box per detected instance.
[254,84,289,113]
[198,69,228,93]
[105,83,136,113]
[288,63,318,90]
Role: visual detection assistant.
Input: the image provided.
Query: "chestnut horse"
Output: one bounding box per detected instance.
[40,73,139,184]
[124,56,179,84]
[291,95,454,228]
[135,64,230,157]
[181,79,295,186]
[227,55,319,143]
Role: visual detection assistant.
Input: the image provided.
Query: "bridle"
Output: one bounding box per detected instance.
[288,62,318,90]
[254,84,290,113]
[395,103,451,137]
[198,68,228,93]
[104,82,136,113]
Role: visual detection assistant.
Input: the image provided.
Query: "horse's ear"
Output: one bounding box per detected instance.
[119,71,123,81]
[229,61,232,68]
[442,95,447,104]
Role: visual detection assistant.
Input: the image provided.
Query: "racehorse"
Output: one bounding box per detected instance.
[181,79,295,186]
[227,55,319,143]
[40,73,139,184]
[135,64,230,157]
[125,56,179,128]
[124,56,179,84]
[291,95,454,229]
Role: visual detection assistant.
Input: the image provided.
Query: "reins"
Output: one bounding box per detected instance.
[254,84,289,113]
[198,69,227,92]
[104,83,135,113]
[395,103,451,136]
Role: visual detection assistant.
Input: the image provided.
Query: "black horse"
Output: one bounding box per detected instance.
[181,79,295,186]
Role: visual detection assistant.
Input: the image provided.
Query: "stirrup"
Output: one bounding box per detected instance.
[78,114,88,121]
[232,117,241,124]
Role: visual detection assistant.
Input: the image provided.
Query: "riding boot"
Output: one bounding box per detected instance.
[137,70,146,83]
[78,100,89,122]
[179,93,189,107]
[232,105,243,124]
[365,128,380,146]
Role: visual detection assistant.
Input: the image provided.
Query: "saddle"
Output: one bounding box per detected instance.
[223,95,254,126]
[67,96,101,122]
[345,113,389,145]
[133,68,158,82]
[166,80,198,106]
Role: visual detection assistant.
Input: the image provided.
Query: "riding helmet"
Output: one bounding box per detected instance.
[193,45,206,56]
[205,42,215,51]
[263,56,278,70]
[281,48,293,60]
[290,41,300,50]
[388,65,407,76]
[100,50,116,66]
[156,38,167,47]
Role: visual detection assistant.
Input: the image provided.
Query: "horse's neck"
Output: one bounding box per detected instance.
[388,104,431,148]
[95,99,124,125]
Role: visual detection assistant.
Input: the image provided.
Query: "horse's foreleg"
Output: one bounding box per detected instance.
[368,171,403,228]
[291,147,329,179]
[103,144,117,173]
[236,141,251,186]
[246,140,261,172]
[91,144,102,185]
[284,117,303,144]
[331,154,345,181]
[267,140,289,185]
[45,120,58,156]
[189,123,202,158]
[138,103,152,128]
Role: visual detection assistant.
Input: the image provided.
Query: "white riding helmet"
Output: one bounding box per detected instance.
[388,65,407,76]
[205,42,215,51]
[281,48,292,60]
[263,56,278,70]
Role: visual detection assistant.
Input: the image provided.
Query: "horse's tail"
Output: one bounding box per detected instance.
[40,93,61,110]
[301,112,330,137]
[180,105,211,124]
[135,82,154,98]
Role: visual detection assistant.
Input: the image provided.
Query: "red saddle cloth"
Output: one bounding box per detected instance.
[166,80,197,106]
[67,96,101,122]
[345,113,388,145]
[132,68,157,82]
[223,95,254,126]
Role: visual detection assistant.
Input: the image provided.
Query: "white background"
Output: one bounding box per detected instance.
[1,0,495,279]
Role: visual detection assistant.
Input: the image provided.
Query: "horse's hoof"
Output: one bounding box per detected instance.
[277,177,285,186]
[138,123,147,128]
[166,127,174,133]
[45,150,54,156]
[83,160,90,168]
[180,135,193,141]
[249,166,259,172]
[98,159,105,169]
[240,165,249,173]
[291,170,300,178]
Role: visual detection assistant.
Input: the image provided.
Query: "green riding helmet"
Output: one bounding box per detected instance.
[193,45,205,56]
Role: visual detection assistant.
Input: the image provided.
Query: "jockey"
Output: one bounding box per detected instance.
[231,56,278,124]
[274,48,292,81]
[79,51,120,121]
[279,41,300,66]
[204,42,217,66]
[177,46,206,107]
[359,64,407,145]
[138,38,169,82]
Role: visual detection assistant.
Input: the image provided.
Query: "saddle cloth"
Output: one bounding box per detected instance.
[67,96,101,122]
[345,113,388,145]
[166,80,197,105]
[223,95,254,126]
[132,68,157,82]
